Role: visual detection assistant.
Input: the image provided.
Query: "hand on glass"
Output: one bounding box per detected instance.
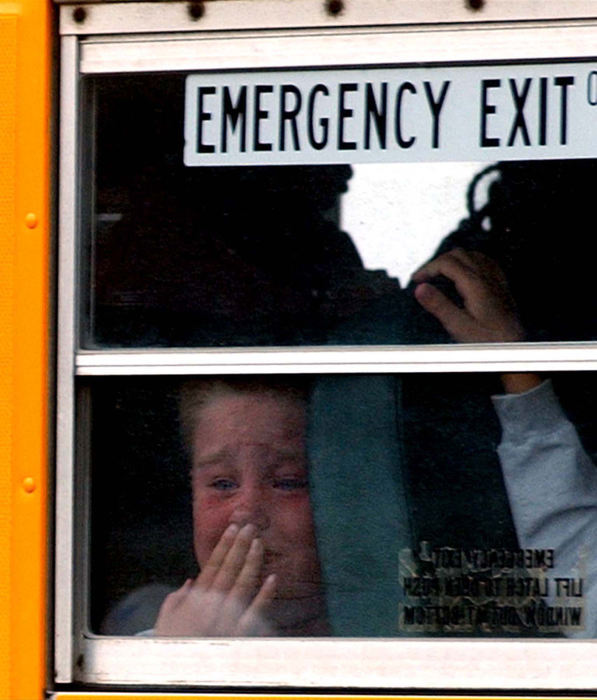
[412,248,525,344]
[154,523,276,636]
[412,248,542,393]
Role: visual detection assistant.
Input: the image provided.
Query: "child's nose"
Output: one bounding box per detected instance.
[229,484,271,531]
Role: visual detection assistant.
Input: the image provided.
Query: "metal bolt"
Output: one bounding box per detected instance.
[326,0,344,16]
[25,213,38,229]
[188,1,205,20]
[23,477,36,493]
[72,6,87,23]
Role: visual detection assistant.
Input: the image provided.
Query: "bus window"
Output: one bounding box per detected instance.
[88,371,597,639]
[55,8,597,690]
[87,72,597,348]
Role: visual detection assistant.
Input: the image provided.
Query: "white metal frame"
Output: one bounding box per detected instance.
[57,0,597,36]
[79,22,597,74]
[75,345,597,375]
[55,33,81,685]
[55,0,597,690]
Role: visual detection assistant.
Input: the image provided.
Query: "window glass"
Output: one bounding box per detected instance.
[87,73,597,348]
[64,54,597,689]
[89,372,597,639]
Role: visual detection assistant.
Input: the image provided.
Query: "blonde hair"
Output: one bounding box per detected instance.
[179,377,308,457]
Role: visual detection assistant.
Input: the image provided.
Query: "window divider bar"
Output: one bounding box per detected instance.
[74,344,597,375]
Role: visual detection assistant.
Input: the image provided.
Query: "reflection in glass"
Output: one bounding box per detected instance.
[86,75,597,348]
[88,372,597,638]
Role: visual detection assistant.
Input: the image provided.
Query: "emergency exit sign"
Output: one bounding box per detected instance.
[184,62,597,165]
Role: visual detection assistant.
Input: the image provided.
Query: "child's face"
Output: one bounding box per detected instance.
[190,391,322,603]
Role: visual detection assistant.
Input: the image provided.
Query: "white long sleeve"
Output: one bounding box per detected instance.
[493,380,597,637]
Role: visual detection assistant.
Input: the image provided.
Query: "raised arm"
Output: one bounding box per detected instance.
[413,248,597,637]
[493,381,597,637]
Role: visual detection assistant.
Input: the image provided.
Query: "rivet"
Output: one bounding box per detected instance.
[25,213,38,229]
[23,477,36,493]
[72,6,87,23]
[188,1,205,20]
[326,0,344,15]
[466,0,484,10]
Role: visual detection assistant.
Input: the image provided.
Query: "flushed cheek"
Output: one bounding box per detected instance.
[192,497,234,566]
[269,498,319,568]
[273,497,316,542]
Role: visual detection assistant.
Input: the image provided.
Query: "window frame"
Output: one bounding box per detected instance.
[55,0,597,689]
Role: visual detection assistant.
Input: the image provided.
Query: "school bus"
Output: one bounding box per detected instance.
[3,0,597,698]
[1,0,50,697]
